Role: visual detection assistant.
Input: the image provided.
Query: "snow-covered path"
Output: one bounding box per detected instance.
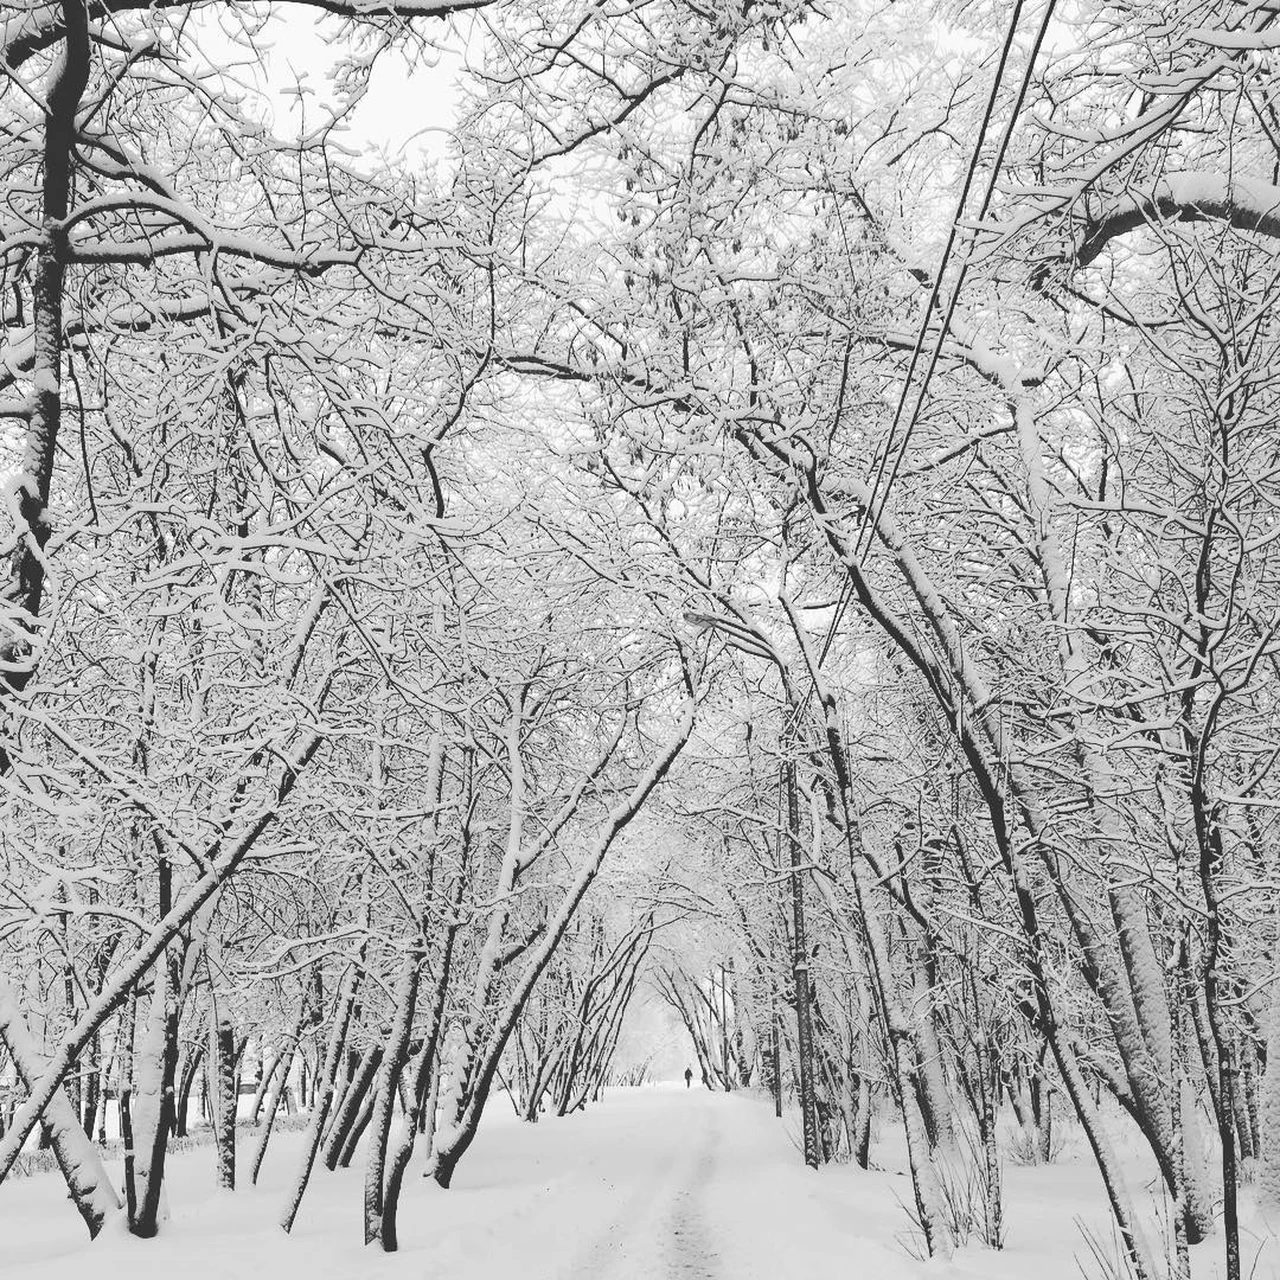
[4,1087,922,1279]
[6,1086,1269,1279]
[441,1086,928,1280]
[410,1086,928,1279]
[560,1088,723,1278]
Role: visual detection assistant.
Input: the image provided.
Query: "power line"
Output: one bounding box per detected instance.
[807,0,1058,696]
[855,0,1058,563]
[861,0,1061,561]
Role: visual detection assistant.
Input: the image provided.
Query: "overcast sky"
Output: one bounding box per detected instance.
[231,7,474,170]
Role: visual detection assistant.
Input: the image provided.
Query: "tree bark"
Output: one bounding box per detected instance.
[1260,976,1280,1205]
[782,754,821,1169]
[213,1017,237,1190]
[0,981,120,1236]
[280,959,364,1234]
[0,0,90,752]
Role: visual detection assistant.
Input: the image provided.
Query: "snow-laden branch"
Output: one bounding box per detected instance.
[0,981,121,1234]
[1076,171,1280,267]
[480,693,695,1072]
[429,679,696,1185]
[3,0,493,68]
[1186,26,1280,50]
[0,723,326,1187]
[0,282,277,398]
[66,232,361,271]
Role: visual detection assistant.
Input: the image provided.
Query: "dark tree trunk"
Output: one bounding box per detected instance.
[174,1046,204,1139]
[214,1018,237,1190]
[783,757,821,1168]
[365,955,421,1244]
[280,961,363,1234]
[0,0,89,766]
[324,1045,383,1170]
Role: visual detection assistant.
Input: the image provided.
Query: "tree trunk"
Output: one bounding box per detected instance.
[213,1017,236,1190]
[0,0,90,750]
[1260,975,1280,1205]
[338,1091,375,1169]
[250,1045,295,1185]
[81,1032,101,1144]
[782,756,821,1169]
[174,1044,204,1139]
[130,968,176,1238]
[324,1044,382,1170]
[280,961,363,1234]
[0,981,120,1236]
[382,888,466,1251]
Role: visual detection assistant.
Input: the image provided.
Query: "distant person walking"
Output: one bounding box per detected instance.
[684,1066,693,1089]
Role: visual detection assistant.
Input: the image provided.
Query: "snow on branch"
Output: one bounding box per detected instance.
[3,0,493,68]
[1076,170,1280,267]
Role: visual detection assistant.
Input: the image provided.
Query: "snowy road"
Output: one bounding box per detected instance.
[428,1086,925,1280]
[562,1088,723,1279]
[12,1085,1213,1280]
[6,1085,929,1280]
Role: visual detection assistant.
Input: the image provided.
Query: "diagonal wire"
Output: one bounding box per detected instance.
[859,0,1061,562]
[812,0,1059,680]
[855,0,1054,563]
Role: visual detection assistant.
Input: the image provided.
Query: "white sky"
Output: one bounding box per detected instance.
[212,7,477,171]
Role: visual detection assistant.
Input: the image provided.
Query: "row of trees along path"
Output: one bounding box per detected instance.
[3,4,1280,1279]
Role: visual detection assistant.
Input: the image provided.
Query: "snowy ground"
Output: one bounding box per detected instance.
[4,1087,1277,1278]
